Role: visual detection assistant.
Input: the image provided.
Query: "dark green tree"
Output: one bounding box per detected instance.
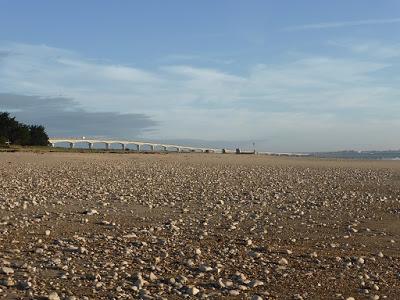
[0,135,8,145]
[29,125,49,146]
[9,123,30,145]
[0,112,49,146]
[0,112,18,143]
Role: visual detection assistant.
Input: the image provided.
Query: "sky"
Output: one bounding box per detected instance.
[0,0,400,152]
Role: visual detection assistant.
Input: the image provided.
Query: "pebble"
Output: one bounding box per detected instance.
[357,257,365,264]
[248,279,264,288]
[47,292,60,300]
[278,258,289,265]
[187,286,200,296]
[0,266,14,275]
[229,290,241,296]
[0,278,15,287]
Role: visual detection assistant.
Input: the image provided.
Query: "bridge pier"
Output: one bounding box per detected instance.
[161,146,167,152]
[88,142,93,150]
[150,145,155,152]
[69,142,74,149]
[105,143,109,150]
[121,143,126,151]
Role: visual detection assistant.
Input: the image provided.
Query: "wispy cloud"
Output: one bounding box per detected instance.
[161,54,234,65]
[285,17,400,31]
[329,40,400,59]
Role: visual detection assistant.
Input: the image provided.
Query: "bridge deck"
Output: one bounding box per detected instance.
[49,138,222,152]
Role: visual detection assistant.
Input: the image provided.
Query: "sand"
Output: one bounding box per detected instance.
[0,152,399,299]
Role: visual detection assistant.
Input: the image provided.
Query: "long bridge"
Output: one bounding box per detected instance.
[48,138,230,153]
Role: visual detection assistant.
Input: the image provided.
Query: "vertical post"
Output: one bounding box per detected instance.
[88,143,92,150]
[121,144,126,151]
[105,143,109,150]
[69,143,74,149]
[150,145,154,152]
[137,145,141,152]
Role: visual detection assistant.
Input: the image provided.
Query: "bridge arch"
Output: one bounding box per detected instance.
[125,143,141,151]
[140,144,155,152]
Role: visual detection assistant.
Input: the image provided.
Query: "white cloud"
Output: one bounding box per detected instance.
[57,58,159,82]
[330,40,400,59]
[161,54,234,65]
[163,65,244,82]
[0,42,399,151]
[285,17,400,31]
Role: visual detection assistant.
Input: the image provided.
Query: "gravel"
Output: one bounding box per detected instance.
[0,152,399,299]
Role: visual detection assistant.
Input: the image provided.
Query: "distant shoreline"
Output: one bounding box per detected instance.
[1,145,400,161]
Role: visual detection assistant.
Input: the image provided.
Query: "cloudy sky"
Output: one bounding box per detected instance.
[0,1,400,151]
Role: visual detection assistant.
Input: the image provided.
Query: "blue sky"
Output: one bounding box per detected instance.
[0,0,400,151]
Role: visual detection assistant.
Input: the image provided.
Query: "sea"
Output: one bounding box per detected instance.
[311,150,400,160]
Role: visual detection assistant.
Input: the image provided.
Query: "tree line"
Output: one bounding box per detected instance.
[0,112,49,146]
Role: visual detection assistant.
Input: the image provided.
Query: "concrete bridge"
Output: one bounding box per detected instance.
[49,138,224,153]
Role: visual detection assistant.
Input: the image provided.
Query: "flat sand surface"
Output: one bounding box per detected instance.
[0,152,399,299]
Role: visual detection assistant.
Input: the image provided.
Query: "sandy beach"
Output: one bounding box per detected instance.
[0,152,399,299]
